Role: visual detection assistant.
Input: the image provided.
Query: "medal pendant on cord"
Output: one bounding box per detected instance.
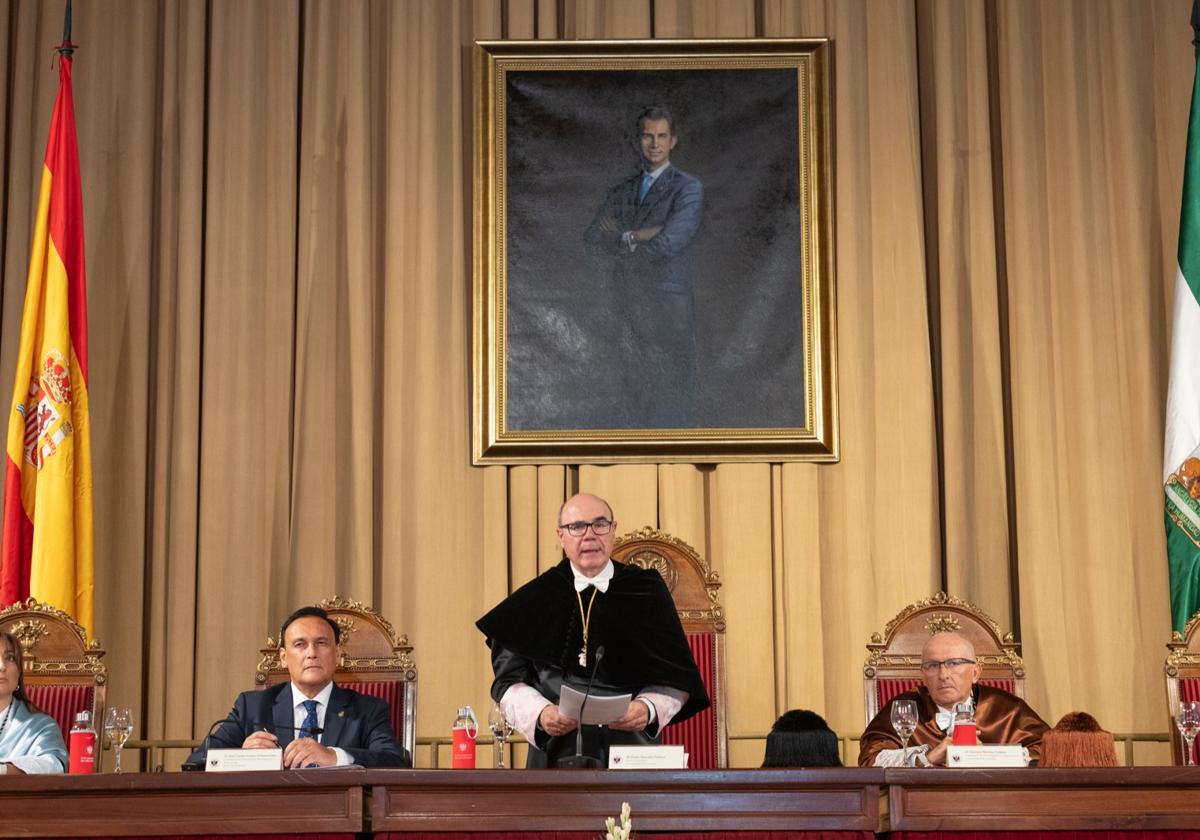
[575,588,598,670]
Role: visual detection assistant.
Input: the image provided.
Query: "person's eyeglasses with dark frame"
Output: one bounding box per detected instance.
[560,518,614,537]
[918,658,977,674]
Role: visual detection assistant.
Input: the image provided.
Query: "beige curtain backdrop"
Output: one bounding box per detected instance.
[0,0,1188,767]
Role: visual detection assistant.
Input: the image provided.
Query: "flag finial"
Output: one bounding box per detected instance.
[58,0,74,59]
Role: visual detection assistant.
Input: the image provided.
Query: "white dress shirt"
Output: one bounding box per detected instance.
[289,682,352,766]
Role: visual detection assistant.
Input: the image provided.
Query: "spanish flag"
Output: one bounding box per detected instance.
[0,49,93,636]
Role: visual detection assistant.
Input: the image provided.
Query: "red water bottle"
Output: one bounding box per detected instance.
[68,710,96,773]
[451,706,478,768]
[951,701,977,746]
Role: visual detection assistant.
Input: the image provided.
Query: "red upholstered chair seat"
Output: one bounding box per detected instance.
[874,678,1016,718]
[345,680,408,744]
[1178,677,1200,764]
[662,634,718,769]
[27,684,94,740]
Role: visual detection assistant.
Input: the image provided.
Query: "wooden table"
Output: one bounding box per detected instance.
[0,769,365,838]
[884,767,1200,832]
[7,766,1200,839]
[367,768,884,834]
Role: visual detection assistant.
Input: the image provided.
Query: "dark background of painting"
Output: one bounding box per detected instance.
[504,68,806,431]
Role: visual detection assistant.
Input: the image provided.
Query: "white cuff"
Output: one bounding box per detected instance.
[873,748,908,768]
[636,686,687,729]
[500,683,552,744]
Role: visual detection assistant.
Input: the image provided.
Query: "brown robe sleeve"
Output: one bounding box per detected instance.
[973,684,1050,761]
[858,684,1049,767]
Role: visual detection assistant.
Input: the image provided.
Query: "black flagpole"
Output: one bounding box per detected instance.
[1193,0,1199,51]
[59,0,74,58]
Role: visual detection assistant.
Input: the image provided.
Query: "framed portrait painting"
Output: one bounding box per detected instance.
[472,39,837,464]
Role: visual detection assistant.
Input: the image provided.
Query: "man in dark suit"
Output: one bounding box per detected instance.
[585,106,704,428]
[186,606,409,769]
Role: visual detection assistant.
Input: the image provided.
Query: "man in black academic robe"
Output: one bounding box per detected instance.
[476,493,709,768]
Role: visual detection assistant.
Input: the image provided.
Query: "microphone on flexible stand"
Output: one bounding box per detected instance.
[181,719,325,771]
[557,645,605,769]
[181,718,239,772]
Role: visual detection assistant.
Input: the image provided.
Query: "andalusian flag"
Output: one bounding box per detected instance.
[0,49,93,636]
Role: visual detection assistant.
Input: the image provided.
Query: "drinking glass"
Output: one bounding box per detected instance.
[1178,700,1200,766]
[104,707,133,774]
[488,702,514,768]
[890,699,918,766]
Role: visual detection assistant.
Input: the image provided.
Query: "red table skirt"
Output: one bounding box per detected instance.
[894,834,1200,840]
[37,836,354,840]
[379,834,873,840]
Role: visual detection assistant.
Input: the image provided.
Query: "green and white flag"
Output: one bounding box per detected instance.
[1165,37,1200,635]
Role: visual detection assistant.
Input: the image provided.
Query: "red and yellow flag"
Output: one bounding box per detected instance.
[0,50,93,636]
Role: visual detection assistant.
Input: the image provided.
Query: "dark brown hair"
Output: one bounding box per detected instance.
[278,606,340,646]
[0,630,45,714]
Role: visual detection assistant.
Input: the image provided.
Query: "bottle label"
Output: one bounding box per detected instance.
[451,726,476,768]
[951,722,977,746]
[68,730,96,774]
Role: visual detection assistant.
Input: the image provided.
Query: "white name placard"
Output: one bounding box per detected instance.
[946,744,1028,767]
[608,745,687,769]
[205,748,283,772]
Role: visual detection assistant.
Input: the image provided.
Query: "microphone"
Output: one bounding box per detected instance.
[180,718,326,771]
[181,717,238,772]
[557,645,605,769]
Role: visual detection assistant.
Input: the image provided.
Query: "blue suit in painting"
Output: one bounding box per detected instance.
[586,164,704,427]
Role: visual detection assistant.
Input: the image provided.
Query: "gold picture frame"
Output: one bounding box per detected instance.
[473,39,837,464]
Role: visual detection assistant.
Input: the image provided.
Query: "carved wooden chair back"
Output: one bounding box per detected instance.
[256,596,417,761]
[863,592,1025,726]
[612,527,727,769]
[1165,609,1200,764]
[0,597,107,769]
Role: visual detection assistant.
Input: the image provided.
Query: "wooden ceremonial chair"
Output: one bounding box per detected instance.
[612,527,727,769]
[1165,609,1200,764]
[863,591,1026,726]
[255,596,417,761]
[0,597,107,769]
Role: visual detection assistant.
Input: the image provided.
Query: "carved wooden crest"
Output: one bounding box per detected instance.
[257,596,417,684]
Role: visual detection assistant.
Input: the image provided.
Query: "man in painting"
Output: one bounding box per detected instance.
[585,106,704,428]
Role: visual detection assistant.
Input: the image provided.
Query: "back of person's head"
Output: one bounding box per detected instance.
[0,630,43,713]
[1039,711,1118,768]
[279,606,341,645]
[762,709,842,767]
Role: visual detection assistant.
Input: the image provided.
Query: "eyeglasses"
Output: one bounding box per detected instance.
[919,658,976,673]
[560,518,614,537]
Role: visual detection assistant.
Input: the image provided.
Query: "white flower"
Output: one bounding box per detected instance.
[604,802,633,840]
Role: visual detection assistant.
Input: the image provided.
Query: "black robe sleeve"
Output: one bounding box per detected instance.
[476,559,710,725]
